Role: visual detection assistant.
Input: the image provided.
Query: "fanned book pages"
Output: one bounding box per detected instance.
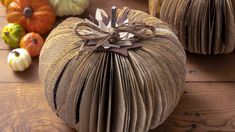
[39,7,186,132]
[148,0,164,17]
[160,0,235,55]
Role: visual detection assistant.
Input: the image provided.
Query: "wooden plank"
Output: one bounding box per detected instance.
[0,50,40,83]
[90,0,148,10]
[186,52,235,82]
[0,83,75,132]
[0,17,9,50]
[0,4,6,17]
[86,0,148,16]
[1,82,235,131]
[152,82,235,132]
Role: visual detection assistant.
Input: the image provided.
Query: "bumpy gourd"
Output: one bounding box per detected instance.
[1,23,25,48]
[8,48,32,71]
[48,0,89,16]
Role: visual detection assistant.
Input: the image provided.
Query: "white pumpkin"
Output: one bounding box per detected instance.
[7,48,32,72]
[48,0,89,16]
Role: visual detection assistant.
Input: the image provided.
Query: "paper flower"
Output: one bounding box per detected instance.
[85,8,134,49]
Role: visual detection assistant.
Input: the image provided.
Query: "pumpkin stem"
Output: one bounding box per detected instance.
[111,6,117,28]
[23,7,33,18]
[32,38,37,44]
[109,6,119,44]
[4,31,10,36]
[12,51,20,57]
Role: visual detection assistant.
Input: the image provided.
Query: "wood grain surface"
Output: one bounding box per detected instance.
[154,83,235,132]
[0,4,6,17]
[186,52,235,82]
[87,0,148,16]
[0,83,75,132]
[0,1,235,132]
[0,51,39,83]
[0,16,8,50]
[0,82,235,132]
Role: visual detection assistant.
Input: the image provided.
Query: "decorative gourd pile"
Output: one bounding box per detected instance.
[1,0,90,71]
[1,0,56,71]
[39,8,186,132]
[160,0,235,55]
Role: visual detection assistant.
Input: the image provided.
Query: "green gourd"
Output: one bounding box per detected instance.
[1,23,25,48]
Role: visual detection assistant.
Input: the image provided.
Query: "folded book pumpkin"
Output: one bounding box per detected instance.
[160,0,235,55]
[148,0,164,17]
[39,7,186,132]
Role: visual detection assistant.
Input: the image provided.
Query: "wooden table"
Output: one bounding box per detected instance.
[1,3,235,132]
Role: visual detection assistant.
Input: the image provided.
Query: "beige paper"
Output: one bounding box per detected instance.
[39,8,186,132]
[161,0,235,55]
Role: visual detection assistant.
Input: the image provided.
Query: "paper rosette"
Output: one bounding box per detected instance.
[39,8,186,132]
[160,0,235,55]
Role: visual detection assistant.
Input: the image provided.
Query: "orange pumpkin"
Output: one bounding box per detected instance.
[7,0,56,35]
[20,32,44,57]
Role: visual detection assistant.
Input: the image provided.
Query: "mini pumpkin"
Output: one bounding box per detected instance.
[1,23,25,48]
[8,48,32,72]
[48,0,89,16]
[1,0,13,8]
[7,0,56,35]
[20,32,44,57]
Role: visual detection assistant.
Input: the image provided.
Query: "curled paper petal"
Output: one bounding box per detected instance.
[73,8,157,57]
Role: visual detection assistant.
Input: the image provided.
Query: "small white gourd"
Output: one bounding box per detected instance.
[7,48,32,72]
